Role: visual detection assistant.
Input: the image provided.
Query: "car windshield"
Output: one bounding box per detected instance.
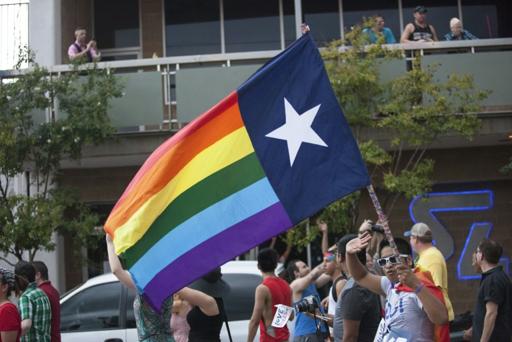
[222,273,261,321]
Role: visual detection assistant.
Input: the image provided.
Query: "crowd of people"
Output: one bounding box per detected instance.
[0,222,510,342]
[363,6,478,44]
[246,220,511,342]
[66,5,481,66]
[0,261,60,342]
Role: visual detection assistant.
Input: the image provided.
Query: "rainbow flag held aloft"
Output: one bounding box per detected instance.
[104,33,370,311]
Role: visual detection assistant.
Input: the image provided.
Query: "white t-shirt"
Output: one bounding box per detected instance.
[374,277,434,342]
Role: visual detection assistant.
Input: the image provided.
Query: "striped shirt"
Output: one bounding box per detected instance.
[18,282,51,342]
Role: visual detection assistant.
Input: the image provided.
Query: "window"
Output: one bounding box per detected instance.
[283,0,296,47]
[302,0,341,46]
[222,273,262,321]
[461,0,512,38]
[165,0,221,56]
[94,0,140,49]
[61,282,122,332]
[224,0,281,52]
[126,289,137,329]
[402,0,458,40]
[343,0,400,40]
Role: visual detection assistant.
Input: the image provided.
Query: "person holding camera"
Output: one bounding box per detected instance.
[68,27,101,63]
[346,223,449,342]
[287,259,330,342]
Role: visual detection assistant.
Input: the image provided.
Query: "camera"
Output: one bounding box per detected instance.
[294,295,320,313]
[371,224,384,234]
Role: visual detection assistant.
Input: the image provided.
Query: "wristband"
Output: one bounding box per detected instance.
[414,283,425,294]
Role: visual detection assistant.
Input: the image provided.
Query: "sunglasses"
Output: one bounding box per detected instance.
[377,254,409,267]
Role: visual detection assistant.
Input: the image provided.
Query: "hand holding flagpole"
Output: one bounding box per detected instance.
[366,184,399,255]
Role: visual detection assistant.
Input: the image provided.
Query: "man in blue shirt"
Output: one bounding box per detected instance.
[363,15,397,44]
[287,260,331,341]
[444,17,477,41]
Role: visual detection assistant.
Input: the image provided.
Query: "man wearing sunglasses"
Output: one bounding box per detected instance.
[346,221,449,342]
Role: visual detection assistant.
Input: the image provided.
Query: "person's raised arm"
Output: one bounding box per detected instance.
[396,264,448,325]
[177,287,219,317]
[318,220,329,254]
[247,284,269,342]
[345,233,385,296]
[106,234,135,290]
[400,23,415,43]
[290,263,326,295]
[315,273,332,288]
[480,301,498,342]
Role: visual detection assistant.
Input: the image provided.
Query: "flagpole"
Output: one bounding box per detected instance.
[366,185,399,255]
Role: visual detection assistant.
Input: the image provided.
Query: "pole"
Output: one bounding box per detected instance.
[366,185,399,255]
[306,219,312,267]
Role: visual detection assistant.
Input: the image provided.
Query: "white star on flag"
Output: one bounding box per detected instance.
[266,97,328,166]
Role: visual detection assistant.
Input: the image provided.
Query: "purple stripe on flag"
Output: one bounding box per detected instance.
[142,202,292,312]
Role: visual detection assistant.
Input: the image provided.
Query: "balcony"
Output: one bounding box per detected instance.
[1,39,511,168]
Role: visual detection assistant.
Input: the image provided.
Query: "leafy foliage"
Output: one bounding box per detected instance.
[284,18,487,248]
[0,49,123,263]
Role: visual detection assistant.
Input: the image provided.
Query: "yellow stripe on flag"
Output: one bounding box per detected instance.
[113,127,255,254]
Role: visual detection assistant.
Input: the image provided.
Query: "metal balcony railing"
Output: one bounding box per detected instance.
[1,38,512,134]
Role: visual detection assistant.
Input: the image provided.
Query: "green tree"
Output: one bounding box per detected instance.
[285,19,488,247]
[0,50,123,263]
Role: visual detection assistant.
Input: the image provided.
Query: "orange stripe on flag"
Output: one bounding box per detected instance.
[105,92,244,236]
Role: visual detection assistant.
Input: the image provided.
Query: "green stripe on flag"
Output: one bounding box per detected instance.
[121,152,266,268]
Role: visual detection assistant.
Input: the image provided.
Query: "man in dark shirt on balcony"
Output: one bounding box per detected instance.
[401,6,438,43]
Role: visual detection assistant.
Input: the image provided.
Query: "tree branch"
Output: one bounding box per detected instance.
[0,256,16,267]
[403,147,420,172]
[392,141,404,175]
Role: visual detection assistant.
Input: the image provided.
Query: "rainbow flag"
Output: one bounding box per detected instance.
[104,34,369,311]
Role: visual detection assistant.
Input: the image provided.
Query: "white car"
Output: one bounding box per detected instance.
[60,261,262,342]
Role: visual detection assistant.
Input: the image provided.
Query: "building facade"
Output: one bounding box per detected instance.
[1,0,511,315]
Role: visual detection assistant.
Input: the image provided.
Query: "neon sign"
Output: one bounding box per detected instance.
[409,190,509,281]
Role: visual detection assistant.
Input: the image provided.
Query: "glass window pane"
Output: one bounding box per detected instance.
[302,0,340,46]
[461,0,512,38]
[165,0,221,56]
[224,0,281,52]
[61,282,121,332]
[402,0,458,41]
[94,0,140,49]
[126,289,137,329]
[343,0,400,40]
[222,273,261,321]
[283,0,296,47]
